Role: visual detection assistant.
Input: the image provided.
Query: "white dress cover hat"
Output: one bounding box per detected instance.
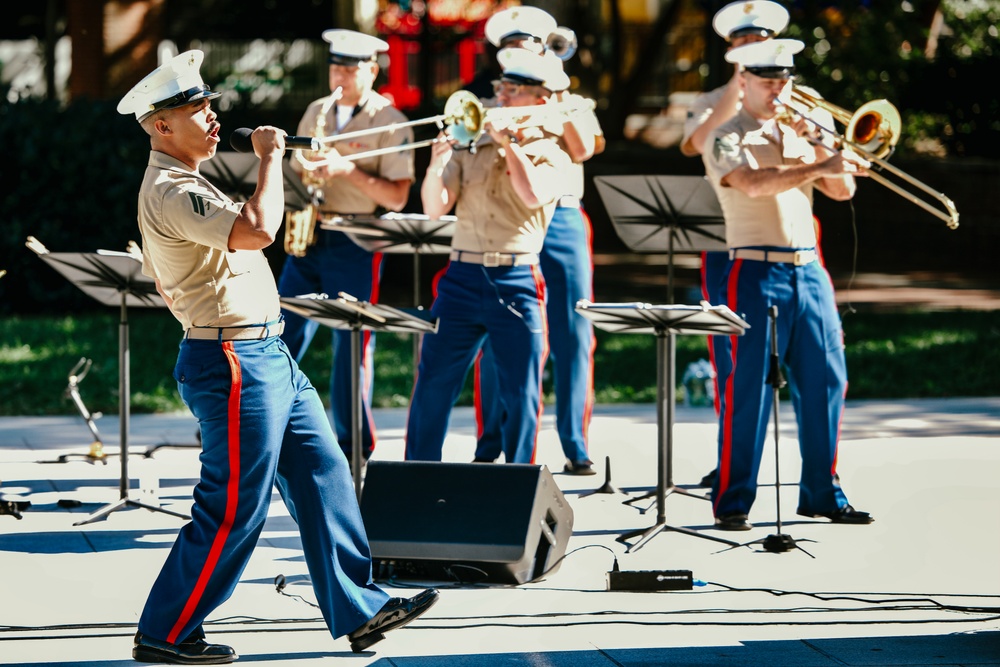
[117,50,221,123]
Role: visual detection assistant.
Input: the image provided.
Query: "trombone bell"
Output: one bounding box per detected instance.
[784,84,958,229]
[846,99,902,160]
[442,90,485,147]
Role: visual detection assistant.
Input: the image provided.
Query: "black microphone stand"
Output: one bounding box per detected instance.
[580,455,622,498]
[723,305,815,557]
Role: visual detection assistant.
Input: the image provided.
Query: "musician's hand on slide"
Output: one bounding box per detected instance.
[840,149,871,176]
[428,132,454,174]
[819,149,870,177]
[317,148,355,179]
[785,113,814,139]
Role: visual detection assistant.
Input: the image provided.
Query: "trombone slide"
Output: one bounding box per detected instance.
[782,85,959,229]
[864,159,959,229]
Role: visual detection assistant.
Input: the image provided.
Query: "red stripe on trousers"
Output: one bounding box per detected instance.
[580,206,596,274]
[833,381,848,475]
[580,207,596,442]
[362,252,383,446]
[714,259,742,514]
[528,264,549,464]
[700,252,722,415]
[581,331,597,449]
[167,342,243,644]
[473,349,486,439]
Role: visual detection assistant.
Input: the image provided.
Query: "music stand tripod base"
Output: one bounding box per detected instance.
[577,301,748,552]
[73,498,190,526]
[30,245,192,525]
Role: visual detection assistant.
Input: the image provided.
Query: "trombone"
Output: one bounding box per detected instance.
[296,91,484,170]
[781,84,959,229]
[297,90,595,168]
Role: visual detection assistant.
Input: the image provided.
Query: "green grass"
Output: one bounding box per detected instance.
[1,309,998,416]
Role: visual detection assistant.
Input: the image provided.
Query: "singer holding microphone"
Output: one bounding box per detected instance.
[118,50,436,664]
[277,29,416,466]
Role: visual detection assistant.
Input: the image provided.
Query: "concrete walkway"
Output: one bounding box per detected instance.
[1,399,998,666]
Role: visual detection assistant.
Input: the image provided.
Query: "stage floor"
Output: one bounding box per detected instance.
[1,398,998,666]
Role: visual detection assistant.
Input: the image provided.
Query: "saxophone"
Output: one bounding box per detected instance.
[284,88,342,257]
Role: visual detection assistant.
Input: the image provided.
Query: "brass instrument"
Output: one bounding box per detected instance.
[294,90,595,166]
[295,91,483,170]
[781,84,959,229]
[285,87,342,257]
[482,94,595,126]
[546,27,578,61]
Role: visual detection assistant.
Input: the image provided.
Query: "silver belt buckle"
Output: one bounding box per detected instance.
[793,250,811,265]
[483,252,501,267]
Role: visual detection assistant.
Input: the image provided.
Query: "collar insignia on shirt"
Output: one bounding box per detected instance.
[188,192,215,217]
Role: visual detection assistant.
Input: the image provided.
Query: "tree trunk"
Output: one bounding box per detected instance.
[67,0,107,101]
[604,0,681,140]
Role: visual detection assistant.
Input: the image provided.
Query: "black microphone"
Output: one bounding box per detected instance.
[229,127,319,153]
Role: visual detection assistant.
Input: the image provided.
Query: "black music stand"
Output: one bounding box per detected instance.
[576,301,748,552]
[321,213,455,363]
[28,240,191,525]
[595,175,729,501]
[593,175,726,302]
[280,293,438,500]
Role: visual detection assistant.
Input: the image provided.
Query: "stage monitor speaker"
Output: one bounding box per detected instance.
[360,461,574,585]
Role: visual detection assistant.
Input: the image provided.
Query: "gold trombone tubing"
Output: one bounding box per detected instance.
[298,91,483,166]
[784,85,959,229]
[481,97,596,127]
[312,115,448,147]
[298,91,595,166]
[857,158,959,229]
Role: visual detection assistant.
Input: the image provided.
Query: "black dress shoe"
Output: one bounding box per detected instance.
[714,512,752,531]
[472,457,496,463]
[563,460,597,476]
[798,504,874,524]
[348,588,439,653]
[132,631,236,664]
[698,468,718,488]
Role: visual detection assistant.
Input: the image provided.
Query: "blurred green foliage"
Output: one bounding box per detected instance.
[2,309,998,416]
[787,1,999,157]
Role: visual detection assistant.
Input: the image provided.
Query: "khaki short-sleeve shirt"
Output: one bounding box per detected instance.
[544,105,603,198]
[442,131,572,254]
[703,109,819,249]
[681,85,731,156]
[137,151,281,330]
[294,91,415,215]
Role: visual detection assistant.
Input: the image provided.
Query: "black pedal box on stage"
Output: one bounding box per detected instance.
[607,569,693,591]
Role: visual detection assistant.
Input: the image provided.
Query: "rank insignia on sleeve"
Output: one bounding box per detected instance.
[188,192,215,216]
[713,135,737,162]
